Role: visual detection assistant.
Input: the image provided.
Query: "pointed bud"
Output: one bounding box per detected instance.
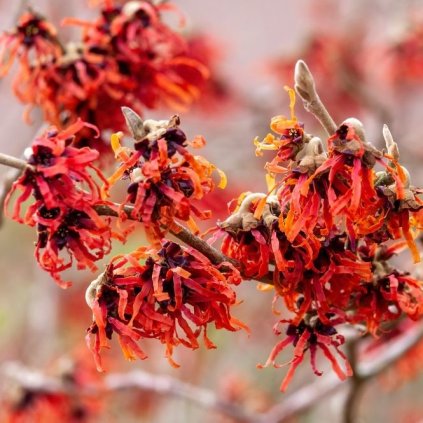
[121,107,146,141]
[294,60,315,103]
[383,124,400,160]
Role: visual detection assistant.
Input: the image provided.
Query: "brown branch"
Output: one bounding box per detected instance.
[294,60,337,136]
[104,370,260,422]
[93,203,237,267]
[0,153,234,268]
[95,203,276,284]
[0,153,270,284]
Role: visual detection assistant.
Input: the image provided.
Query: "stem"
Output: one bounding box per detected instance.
[0,152,33,172]
[105,370,259,422]
[93,203,236,268]
[0,152,269,283]
[343,340,365,423]
[294,60,337,136]
[94,204,276,284]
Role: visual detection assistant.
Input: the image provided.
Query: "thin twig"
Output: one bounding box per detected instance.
[95,203,276,284]
[105,370,260,422]
[1,363,260,423]
[294,60,337,136]
[0,153,233,267]
[0,152,33,172]
[93,203,237,267]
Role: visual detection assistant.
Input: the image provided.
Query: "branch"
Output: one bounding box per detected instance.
[0,152,270,283]
[93,203,237,268]
[0,153,232,267]
[0,152,33,172]
[294,60,337,136]
[105,370,260,422]
[343,340,364,423]
[2,321,423,422]
[358,322,423,379]
[1,362,260,423]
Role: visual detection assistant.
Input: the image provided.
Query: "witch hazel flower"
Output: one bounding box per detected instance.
[351,242,423,335]
[0,10,62,78]
[67,0,209,112]
[85,241,246,371]
[5,121,113,287]
[216,82,423,391]
[1,2,212,164]
[104,107,226,245]
[218,192,279,279]
[258,313,352,392]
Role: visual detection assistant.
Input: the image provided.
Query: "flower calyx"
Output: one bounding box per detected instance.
[219,192,280,235]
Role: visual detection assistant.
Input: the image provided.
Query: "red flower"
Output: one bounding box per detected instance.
[67,0,209,112]
[105,110,226,245]
[5,121,113,287]
[258,314,352,392]
[0,10,61,78]
[85,241,246,371]
[254,87,305,168]
[219,89,423,388]
[219,192,276,278]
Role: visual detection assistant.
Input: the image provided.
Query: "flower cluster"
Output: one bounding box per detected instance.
[218,89,423,390]
[85,241,245,371]
[0,2,210,159]
[104,108,226,245]
[5,121,112,287]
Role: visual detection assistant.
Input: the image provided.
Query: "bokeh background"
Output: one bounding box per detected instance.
[1,0,423,422]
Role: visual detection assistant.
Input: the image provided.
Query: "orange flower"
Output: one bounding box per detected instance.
[86,241,246,371]
[104,111,225,245]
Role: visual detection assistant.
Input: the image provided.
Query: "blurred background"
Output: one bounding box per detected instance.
[1,0,423,422]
